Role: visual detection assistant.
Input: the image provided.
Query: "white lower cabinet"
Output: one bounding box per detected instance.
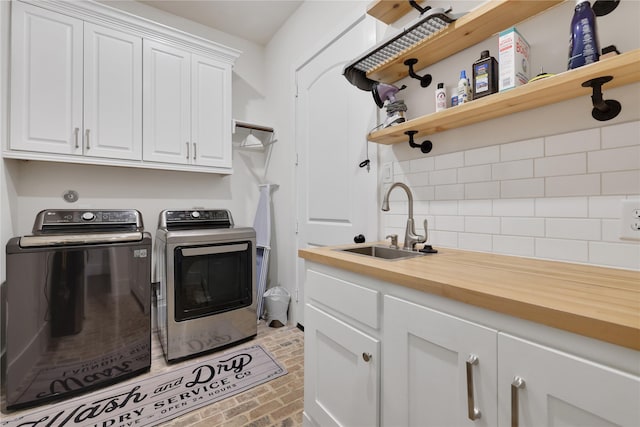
[304,305,379,427]
[383,295,498,427]
[498,333,640,427]
[304,268,380,427]
[303,263,640,427]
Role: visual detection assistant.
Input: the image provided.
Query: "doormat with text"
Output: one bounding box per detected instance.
[1,344,287,427]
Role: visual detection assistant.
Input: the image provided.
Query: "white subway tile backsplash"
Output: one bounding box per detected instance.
[601,219,621,242]
[387,121,639,269]
[501,217,545,237]
[459,200,492,216]
[535,238,589,263]
[435,215,465,231]
[545,174,601,197]
[430,201,459,215]
[465,216,501,234]
[458,165,491,183]
[465,146,500,166]
[588,146,640,173]
[602,171,640,195]
[435,184,465,200]
[410,156,435,172]
[493,199,535,217]
[545,218,601,241]
[465,182,500,199]
[545,128,600,155]
[430,169,457,185]
[535,197,588,218]
[501,178,545,198]
[535,153,586,177]
[601,121,640,149]
[459,233,493,251]
[589,241,640,270]
[500,138,544,161]
[492,159,534,180]
[493,235,535,256]
[435,152,464,170]
[430,230,459,248]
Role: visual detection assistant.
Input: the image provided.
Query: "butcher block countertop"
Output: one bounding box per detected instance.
[298,244,640,351]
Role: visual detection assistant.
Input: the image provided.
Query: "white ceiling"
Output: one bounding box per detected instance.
[138,0,304,45]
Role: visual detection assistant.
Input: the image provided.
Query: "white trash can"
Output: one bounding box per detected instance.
[263,286,290,327]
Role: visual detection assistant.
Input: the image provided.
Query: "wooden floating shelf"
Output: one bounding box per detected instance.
[366,0,426,24]
[368,49,640,145]
[367,0,563,84]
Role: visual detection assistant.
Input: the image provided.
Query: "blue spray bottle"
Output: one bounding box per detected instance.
[568,0,600,69]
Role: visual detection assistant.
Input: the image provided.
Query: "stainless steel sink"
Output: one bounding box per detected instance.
[337,245,425,260]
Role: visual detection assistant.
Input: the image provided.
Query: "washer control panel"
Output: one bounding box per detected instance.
[161,209,233,229]
[33,209,143,234]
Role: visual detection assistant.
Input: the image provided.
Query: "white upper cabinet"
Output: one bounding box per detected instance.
[10,2,83,155]
[83,23,142,160]
[10,2,141,160]
[7,0,239,173]
[143,42,232,169]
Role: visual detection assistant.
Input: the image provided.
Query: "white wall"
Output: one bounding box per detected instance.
[378,1,640,270]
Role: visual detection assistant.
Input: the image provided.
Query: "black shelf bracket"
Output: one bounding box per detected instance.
[409,0,432,15]
[404,58,433,88]
[581,75,621,121]
[405,130,433,153]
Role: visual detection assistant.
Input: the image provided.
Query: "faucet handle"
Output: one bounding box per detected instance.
[386,234,399,249]
[422,219,429,243]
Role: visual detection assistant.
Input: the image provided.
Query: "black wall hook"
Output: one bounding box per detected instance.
[408,0,432,15]
[405,130,433,153]
[581,76,622,121]
[404,59,433,88]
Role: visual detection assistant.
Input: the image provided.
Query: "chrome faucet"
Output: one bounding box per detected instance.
[381,182,428,250]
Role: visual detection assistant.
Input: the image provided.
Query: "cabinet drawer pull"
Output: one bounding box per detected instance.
[186,142,190,159]
[85,129,90,149]
[465,354,481,420]
[193,142,197,160]
[511,376,526,427]
[74,128,79,149]
[362,352,372,362]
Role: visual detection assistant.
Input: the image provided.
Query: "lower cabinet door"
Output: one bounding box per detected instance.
[304,304,379,427]
[383,295,498,427]
[498,333,640,427]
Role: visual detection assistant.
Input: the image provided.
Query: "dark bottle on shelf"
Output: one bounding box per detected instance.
[472,50,499,99]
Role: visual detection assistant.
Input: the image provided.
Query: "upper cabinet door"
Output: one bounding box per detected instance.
[84,23,142,160]
[142,40,190,165]
[191,54,232,168]
[10,2,83,155]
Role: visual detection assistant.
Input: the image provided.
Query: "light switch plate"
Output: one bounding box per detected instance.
[382,162,393,183]
[620,199,640,241]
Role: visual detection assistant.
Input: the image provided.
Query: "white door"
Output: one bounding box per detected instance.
[84,23,142,160]
[498,333,640,427]
[295,15,377,325]
[191,54,232,168]
[383,295,499,427]
[304,304,379,427]
[143,40,190,164]
[10,2,83,155]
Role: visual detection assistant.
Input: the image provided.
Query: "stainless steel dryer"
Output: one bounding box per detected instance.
[154,209,257,363]
[4,209,152,410]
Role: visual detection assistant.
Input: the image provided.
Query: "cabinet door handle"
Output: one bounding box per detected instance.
[465,354,481,420]
[85,129,90,149]
[193,142,197,160]
[362,352,372,362]
[186,142,190,159]
[511,376,526,427]
[74,128,80,149]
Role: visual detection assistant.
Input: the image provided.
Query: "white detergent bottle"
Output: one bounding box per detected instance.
[457,70,471,104]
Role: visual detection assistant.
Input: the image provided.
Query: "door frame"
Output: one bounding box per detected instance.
[292,9,377,327]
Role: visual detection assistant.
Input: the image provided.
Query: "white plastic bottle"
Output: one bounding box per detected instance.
[435,83,447,112]
[457,70,471,104]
